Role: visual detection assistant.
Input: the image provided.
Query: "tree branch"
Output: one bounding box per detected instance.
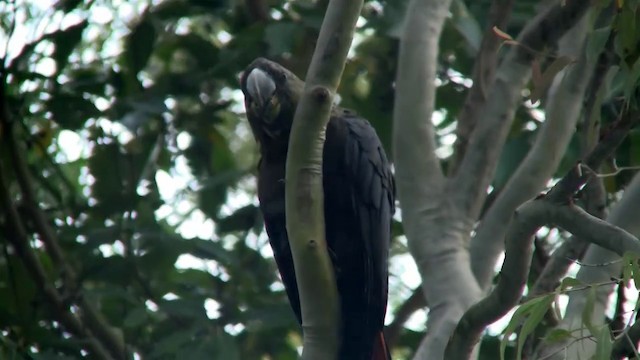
[284,1,363,358]
[547,110,640,203]
[471,10,594,288]
[446,108,640,357]
[527,30,616,297]
[384,288,427,348]
[392,0,446,204]
[449,0,515,175]
[393,1,485,359]
[452,0,592,220]
[393,0,482,359]
[612,318,640,359]
[528,177,606,297]
[0,176,112,360]
[0,74,126,359]
[538,172,640,359]
[0,154,112,360]
[446,198,640,359]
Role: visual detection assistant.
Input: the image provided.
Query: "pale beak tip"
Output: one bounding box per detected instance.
[246,68,276,107]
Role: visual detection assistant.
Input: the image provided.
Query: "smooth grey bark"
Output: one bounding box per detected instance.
[447,196,640,359]
[450,0,591,222]
[393,0,593,358]
[535,173,640,359]
[393,0,482,359]
[471,12,594,289]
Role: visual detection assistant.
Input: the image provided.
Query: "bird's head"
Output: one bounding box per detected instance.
[240,58,304,143]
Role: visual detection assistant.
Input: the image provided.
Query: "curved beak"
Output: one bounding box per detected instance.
[246,68,276,111]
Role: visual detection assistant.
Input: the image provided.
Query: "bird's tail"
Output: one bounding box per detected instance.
[372,331,391,360]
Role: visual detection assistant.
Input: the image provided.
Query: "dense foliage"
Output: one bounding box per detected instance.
[0,0,638,359]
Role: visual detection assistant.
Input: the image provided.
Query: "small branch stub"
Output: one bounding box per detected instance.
[311,86,331,103]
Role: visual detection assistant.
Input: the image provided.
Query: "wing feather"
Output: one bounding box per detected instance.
[342,112,395,339]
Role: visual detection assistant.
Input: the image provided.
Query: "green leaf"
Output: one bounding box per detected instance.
[530,56,575,103]
[558,277,583,292]
[46,93,99,129]
[623,56,640,101]
[217,205,259,234]
[88,143,130,216]
[586,26,612,65]
[582,287,597,336]
[155,33,220,69]
[188,239,234,266]
[622,252,634,284]
[158,298,206,319]
[542,328,573,344]
[616,7,637,56]
[243,303,297,331]
[123,307,150,328]
[500,295,554,360]
[54,0,84,13]
[126,19,156,75]
[213,331,241,360]
[50,21,88,72]
[628,253,640,290]
[451,0,482,53]
[516,295,554,360]
[265,22,299,57]
[493,132,534,189]
[147,326,199,358]
[593,327,613,360]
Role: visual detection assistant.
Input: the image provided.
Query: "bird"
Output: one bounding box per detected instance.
[240,57,395,360]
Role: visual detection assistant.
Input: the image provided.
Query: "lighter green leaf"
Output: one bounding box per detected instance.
[500,295,554,360]
[517,295,554,360]
[559,277,583,292]
[593,327,613,360]
[582,287,597,336]
[623,56,640,101]
[543,328,574,344]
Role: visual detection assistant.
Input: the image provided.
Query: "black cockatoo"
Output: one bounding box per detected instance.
[240,58,395,360]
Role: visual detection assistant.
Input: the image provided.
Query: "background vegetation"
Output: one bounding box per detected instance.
[0,0,639,359]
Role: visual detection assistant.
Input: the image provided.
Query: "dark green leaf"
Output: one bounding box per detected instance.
[54,0,84,13]
[126,19,157,75]
[50,21,88,72]
[88,143,131,215]
[265,22,298,57]
[123,307,151,328]
[451,0,482,53]
[493,132,534,189]
[158,298,206,319]
[217,205,259,234]
[148,326,199,358]
[188,239,235,266]
[586,26,612,65]
[47,93,99,129]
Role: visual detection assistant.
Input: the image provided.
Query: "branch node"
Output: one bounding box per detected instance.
[311,86,331,104]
